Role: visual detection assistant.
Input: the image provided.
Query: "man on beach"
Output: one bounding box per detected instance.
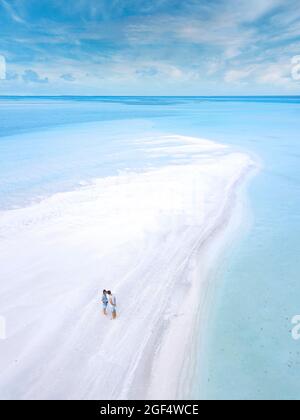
[107,290,117,320]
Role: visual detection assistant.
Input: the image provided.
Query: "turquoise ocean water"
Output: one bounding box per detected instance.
[1,96,300,399]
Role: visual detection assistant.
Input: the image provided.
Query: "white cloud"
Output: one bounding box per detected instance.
[291,56,300,81]
[224,58,295,88]
[258,62,292,85]
[0,55,6,80]
[227,0,283,22]
[224,68,253,83]
[0,0,25,24]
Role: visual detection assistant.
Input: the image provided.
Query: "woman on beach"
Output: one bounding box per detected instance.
[101,290,108,315]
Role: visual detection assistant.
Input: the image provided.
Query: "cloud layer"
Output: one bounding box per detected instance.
[0,0,300,94]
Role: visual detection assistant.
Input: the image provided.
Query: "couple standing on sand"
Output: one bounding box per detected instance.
[102,290,117,320]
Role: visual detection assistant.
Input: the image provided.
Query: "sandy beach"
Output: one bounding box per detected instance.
[0,135,254,400]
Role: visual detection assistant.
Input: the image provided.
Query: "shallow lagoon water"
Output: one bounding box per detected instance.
[0,97,300,399]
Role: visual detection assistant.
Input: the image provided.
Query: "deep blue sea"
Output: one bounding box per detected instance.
[1,96,300,399]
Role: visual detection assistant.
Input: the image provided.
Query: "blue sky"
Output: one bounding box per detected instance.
[0,0,300,95]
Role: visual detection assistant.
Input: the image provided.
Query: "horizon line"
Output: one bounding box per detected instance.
[0,95,300,98]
